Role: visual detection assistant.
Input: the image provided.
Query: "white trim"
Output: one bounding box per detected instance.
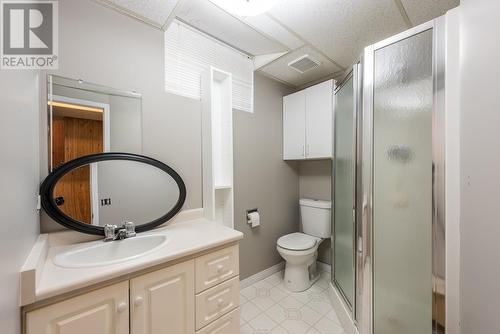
[317,261,331,273]
[239,261,330,289]
[90,163,99,226]
[327,283,359,334]
[239,262,285,289]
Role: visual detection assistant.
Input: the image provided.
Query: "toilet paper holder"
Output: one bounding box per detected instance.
[246,208,259,226]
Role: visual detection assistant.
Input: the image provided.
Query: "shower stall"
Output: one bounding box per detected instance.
[332,18,445,334]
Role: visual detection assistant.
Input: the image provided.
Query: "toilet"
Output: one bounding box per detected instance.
[277,198,331,292]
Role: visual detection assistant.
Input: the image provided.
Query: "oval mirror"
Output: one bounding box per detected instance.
[40,153,186,235]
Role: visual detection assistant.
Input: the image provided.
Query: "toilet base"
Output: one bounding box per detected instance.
[283,258,320,292]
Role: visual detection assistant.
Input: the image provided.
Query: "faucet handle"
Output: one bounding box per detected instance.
[124,221,136,238]
[104,224,117,242]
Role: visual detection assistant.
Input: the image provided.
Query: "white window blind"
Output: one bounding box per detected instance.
[165,20,254,113]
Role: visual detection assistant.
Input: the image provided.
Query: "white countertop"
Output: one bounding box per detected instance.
[21,214,243,305]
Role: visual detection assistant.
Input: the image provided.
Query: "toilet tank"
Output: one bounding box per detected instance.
[300,198,332,238]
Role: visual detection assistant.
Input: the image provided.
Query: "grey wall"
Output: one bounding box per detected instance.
[98,160,179,225]
[299,160,332,264]
[459,0,500,332]
[41,0,202,232]
[234,73,299,279]
[0,73,40,333]
[299,160,332,200]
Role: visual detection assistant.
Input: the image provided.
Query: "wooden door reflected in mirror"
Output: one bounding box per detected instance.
[51,104,104,224]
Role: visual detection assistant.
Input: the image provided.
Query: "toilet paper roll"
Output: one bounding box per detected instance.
[247,211,260,228]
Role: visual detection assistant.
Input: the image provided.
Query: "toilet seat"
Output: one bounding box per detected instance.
[277,233,319,251]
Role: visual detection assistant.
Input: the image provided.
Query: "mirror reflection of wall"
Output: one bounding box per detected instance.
[47,75,143,225]
[48,75,142,171]
[51,160,180,227]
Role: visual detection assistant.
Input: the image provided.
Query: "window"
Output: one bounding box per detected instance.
[165,20,254,112]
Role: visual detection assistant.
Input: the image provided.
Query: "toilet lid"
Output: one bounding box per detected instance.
[277,233,318,251]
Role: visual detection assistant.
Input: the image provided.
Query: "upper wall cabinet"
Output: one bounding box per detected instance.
[283,80,333,160]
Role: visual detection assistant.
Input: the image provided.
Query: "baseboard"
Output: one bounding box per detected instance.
[240,262,285,289]
[317,261,331,273]
[327,282,359,334]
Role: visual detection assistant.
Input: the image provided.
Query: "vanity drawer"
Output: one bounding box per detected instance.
[195,244,239,293]
[195,276,239,330]
[196,308,239,334]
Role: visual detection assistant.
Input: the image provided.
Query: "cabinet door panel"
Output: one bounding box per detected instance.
[131,260,195,334]
[26,281,129,334]
[283,90,306,159]
[305,80,333,158]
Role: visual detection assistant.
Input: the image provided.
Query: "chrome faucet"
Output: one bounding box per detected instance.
[124,221,136,238]
[103,222,136,242]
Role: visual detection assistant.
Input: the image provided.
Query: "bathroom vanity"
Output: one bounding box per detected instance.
[21,212,243,334]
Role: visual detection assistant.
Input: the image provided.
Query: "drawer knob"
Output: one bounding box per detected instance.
[217,264,224,273]
[217,298,225,308]
[134,296,144,307]
[117,302,127,313]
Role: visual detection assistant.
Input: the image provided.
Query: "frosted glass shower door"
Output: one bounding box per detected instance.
[333,74,355,308]
[372,30,433,334]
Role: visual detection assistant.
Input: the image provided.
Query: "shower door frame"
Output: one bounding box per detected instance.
[360,17,446,334]
[332,67,356,315]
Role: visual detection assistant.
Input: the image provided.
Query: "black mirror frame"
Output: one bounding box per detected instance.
[40,152,186,236]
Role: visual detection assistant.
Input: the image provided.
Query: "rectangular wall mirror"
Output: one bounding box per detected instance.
[47,75,143,225]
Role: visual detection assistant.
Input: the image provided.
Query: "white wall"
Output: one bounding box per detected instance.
[0,73,40,333]
[459,0,500,332]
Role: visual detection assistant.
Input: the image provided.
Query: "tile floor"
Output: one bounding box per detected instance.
[240,270,345,334]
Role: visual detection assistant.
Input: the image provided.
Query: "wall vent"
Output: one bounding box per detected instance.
[288,55,321,73]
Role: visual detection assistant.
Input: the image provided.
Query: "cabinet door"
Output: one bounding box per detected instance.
[283,90,306,159]
[26,281,129,334]
[305,80,333,158]
[130,260,195,334]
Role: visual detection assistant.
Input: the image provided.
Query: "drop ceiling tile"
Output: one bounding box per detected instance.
[102,0,179,27]
[243,14,305,50]
[259,46,342,87]
[176,0,287,56]
[400,0,459,26]
[269,0,409,68]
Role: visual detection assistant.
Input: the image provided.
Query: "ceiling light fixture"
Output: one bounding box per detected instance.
[208,0,279,17]
[48,101,104,113]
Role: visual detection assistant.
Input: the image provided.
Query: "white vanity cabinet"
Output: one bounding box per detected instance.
[25,281,129,334]
[283,79,333,160]
[24,245,240,334]
[130,260,195,334]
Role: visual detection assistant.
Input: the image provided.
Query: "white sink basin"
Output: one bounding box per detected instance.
[53,234,168,268]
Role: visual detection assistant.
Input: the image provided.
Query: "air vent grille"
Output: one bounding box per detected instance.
[288,55,321,73]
